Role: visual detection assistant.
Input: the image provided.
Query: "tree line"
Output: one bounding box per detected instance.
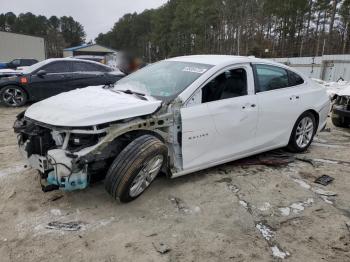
[96,0,350,61]
[0,12,86,58]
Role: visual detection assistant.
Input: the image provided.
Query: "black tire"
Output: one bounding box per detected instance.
[0,85,27,107]
[331,112,348,128]
[104,135,167,203]
[287,112,317,153]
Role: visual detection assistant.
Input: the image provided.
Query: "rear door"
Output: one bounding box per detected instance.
[29,61,72,99]
[181,64,258,170]
[253,64,306,150]
[71,61,109,87]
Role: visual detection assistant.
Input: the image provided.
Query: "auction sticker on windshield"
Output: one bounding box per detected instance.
[182,67,208,74]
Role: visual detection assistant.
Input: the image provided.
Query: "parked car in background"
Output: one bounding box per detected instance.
[331,86,350,127]
[0,58,38,69]
[14,55,330,202]
[0,58,124,107]
[0,69,21,79]
[72,55,105,64]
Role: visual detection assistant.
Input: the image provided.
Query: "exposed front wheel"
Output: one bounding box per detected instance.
[287,112,317,153]
[0,86,27,107]
[104,135,167,203]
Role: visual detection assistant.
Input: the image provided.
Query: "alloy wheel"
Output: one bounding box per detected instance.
[295,116,314,148]
[129,154,164,197]
[2,88,25,106]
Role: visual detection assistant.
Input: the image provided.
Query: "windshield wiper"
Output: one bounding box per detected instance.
[114,89,148,101]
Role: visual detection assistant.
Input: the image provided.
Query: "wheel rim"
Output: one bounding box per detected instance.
[295,116,314,148]
[2,88,25,106]
[129,154,164,197]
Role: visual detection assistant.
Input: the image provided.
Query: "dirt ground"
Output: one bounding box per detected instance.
[0,105,350,262]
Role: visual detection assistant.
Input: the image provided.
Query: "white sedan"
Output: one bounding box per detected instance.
[15,55,330,202]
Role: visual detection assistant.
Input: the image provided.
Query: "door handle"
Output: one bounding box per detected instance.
[242,103,256,109]
[290,95,300,100]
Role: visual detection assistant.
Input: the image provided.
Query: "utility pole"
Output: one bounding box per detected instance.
[322,38,326,56]
[148,41,152,63]
[237,27,240,56]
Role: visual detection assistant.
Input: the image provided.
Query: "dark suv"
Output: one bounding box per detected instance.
[0,58,124,107]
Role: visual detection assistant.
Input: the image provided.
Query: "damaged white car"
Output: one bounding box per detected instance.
[14,55,330,202]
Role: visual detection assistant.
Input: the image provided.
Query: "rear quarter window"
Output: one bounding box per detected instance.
[72,61,110,72]
[288,70,304,86]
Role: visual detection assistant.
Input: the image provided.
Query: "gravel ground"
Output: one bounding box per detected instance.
[0,105,350,262]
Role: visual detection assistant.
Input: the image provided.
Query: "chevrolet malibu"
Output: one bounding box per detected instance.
[14,55,330,202]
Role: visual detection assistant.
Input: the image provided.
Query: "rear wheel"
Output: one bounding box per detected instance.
[287,112,317,153]
[0,86,27,107]
[104,135,167,203]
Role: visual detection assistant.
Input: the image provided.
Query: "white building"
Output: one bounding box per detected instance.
[63,44,116,58]
[271,55,350,82]
[0,31,46,62]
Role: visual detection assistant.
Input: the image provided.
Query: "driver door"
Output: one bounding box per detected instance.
[29,61,72,100]
[180,65,258,170]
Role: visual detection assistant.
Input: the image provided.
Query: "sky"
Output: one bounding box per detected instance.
[0,0,168,41]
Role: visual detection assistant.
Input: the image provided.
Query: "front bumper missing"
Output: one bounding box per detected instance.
[19,143,88,192]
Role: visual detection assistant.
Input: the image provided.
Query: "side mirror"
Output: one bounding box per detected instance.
[37,70,47,77]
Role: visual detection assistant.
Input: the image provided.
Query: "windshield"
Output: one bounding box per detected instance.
[113,61,213,100]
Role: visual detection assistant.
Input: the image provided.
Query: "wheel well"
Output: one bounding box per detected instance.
[304,109,319,128]
[83,130,166,179]
[1,85,29,99]
[93,130,165,161]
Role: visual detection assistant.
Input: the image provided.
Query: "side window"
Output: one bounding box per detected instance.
[11,59,20,66]
[42,62,71,73]
[288,70,304,86]
[96,64,112,72]
[255,64,289,92]
[202,68,247,103]
[72,62,101,72]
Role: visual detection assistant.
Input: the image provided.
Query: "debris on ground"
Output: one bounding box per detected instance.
[235,150,295,166]
[7,190,16,199]
[46,221,83,231]
[293,178,311,189]
[169,195,190,214]
[279,207,291,216]
[256,222,275,241]
[271,245,290,259]
[258,202,272,212]
[227,183,240,193]
[295,156,317,167]
[346,222,350,232]
[320,196,334,204]
[315,175,335,186]
[49,194,64,202]
[168,195,200,214]
[50,209,62,216]
[279,198,314,216]
[312,188,337,196]
[152,241,171,254]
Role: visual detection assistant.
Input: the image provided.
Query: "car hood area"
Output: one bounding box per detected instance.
[25,86,162,127]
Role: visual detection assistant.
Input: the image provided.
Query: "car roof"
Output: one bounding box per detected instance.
[168,55,280,67]
[42,58,111,68]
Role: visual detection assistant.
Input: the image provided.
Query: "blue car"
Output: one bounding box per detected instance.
[0,58,38,69]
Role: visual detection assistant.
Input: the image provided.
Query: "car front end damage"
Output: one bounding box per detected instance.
[13,109,176,192]
[332,94,350,127]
